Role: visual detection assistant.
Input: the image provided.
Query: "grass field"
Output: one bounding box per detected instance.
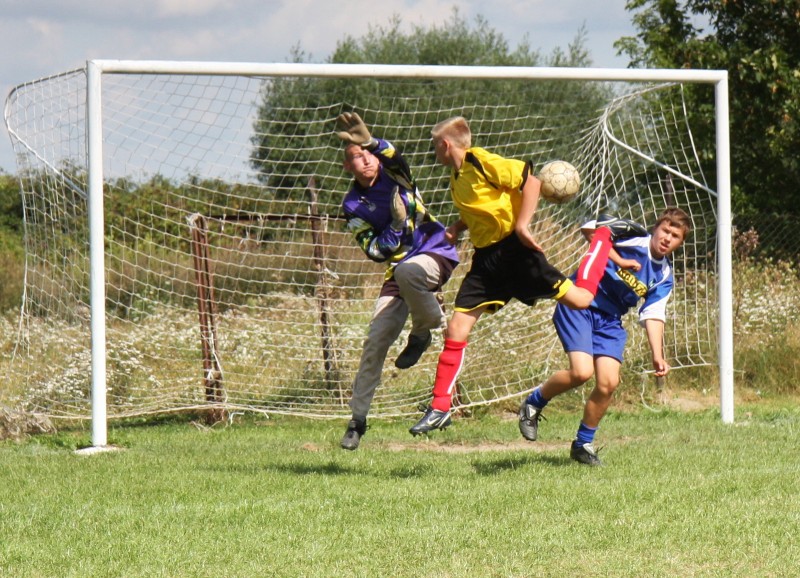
[2,396,799,577]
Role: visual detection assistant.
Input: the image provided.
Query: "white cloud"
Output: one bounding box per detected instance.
[151,0,233,18]
[0,0,637,173]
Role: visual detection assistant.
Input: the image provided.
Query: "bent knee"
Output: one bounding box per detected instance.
[570,367,595,383]
[595,379,620,395]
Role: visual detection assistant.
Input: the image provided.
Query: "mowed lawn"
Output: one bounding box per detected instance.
[1,397,799,577]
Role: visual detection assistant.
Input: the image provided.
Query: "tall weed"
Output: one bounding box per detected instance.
[731,226,800,394]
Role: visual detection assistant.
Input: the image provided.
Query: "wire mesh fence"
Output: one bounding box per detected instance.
[734,213,800,265]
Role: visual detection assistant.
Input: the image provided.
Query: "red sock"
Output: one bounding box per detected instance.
[575,227,612,295]
[430,338,467,412]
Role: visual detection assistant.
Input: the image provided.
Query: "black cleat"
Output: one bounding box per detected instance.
[596,213,648,240]
[570,441,603,466]
[395,331,432,369]
[409,407,452,436]
[340,418,367,451]
[518,398,545,441]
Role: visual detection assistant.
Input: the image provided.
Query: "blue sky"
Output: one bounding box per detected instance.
[0,0,638,174]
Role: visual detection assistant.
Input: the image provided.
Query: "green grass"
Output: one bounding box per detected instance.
[2,402,799,577]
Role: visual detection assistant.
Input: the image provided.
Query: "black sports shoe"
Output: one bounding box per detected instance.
[409,407,452,436]
[570,441,603,466]
[340,418,367,451]
[395,331,432,369]
[596,213,648,240]
[518,398,545,441]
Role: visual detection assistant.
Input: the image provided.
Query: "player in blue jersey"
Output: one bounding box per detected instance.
[518,208,691,466]
[335,112,460,450]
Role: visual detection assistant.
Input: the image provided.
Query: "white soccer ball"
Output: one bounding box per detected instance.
[537,160,581,204]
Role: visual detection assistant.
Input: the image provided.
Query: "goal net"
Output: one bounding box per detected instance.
[3,62,726,427]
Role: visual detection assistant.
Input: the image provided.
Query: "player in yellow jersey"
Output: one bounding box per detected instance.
[410,116,643,435]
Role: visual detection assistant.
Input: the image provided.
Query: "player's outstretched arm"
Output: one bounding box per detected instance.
[514,174,543,252]
[644,318,670,377]
[610,250,641,272]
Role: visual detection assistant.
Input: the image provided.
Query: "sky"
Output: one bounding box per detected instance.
[0,0,639,175]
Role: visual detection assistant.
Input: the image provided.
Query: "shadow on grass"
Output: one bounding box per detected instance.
[206,455,439,479]
[268,462,357,476]
[471,453,572,475]
[263,461,435,479]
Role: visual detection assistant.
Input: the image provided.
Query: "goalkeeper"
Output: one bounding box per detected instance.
[335,112,460,451]
[410,115,643,436]
[518,208,691,466]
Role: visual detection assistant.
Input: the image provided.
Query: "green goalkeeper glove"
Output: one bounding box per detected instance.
[336,112,377,150]
[390,186,407,231]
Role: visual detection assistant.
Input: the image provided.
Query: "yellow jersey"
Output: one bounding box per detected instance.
[450,147,531,248]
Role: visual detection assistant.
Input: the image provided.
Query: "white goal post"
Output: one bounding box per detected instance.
[5,60,733,448]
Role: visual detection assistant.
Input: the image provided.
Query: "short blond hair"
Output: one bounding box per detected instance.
[342,142,360,161]
[431,116,471,149]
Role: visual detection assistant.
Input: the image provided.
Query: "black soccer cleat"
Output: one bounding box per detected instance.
[409,407,452,436]
[570,441,603,466]
[596,213,648,240]
[518,398,545,442]
[340,418,367,451]
[395,331,432,369]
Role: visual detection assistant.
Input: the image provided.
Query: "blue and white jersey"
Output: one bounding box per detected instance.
[342,137,459,271]
[585,231,674,325]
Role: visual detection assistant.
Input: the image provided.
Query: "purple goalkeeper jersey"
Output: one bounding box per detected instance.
[341,137,459,269]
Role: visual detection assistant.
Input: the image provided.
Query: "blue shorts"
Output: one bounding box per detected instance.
[553,304,627,363]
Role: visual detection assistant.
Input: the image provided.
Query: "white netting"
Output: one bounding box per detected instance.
[3,67,718,420]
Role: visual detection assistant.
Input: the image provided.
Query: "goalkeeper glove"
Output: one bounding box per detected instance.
[336,112,378,150]
[390,186,407,231]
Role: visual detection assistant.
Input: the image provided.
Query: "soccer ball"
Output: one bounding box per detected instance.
[537,160,581,204]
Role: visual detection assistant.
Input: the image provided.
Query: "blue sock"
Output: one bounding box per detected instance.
[526,386,549,409]
[575,422,597,446]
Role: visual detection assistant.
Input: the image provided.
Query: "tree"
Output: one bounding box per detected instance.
[249,10,604,208]
[329,11,552,67]
[615,0,800,215]
[0,171,24,311]
[0,171,24,233]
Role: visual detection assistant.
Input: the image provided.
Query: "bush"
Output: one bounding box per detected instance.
[0,227,24,313]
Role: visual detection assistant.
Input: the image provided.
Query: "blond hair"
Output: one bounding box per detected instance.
[431,116,471,149]
[342,142,361,161]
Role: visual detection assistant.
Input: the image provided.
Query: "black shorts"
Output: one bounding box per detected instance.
[454,233,569,313]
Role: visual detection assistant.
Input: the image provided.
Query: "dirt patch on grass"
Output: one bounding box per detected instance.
[652,389,718,412]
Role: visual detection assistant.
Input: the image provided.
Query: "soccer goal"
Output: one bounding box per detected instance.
[3,61,733,447]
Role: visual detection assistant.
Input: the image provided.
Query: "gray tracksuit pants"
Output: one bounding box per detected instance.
[348,254,446,419]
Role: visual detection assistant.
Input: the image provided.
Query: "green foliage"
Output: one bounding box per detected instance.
[329,11,548,67]
[616,0,800,215]
[0,173,24,312]
[0,172,24,232]
[250,10,604,209]
[104,174,276,244]
[0,229,24,313]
